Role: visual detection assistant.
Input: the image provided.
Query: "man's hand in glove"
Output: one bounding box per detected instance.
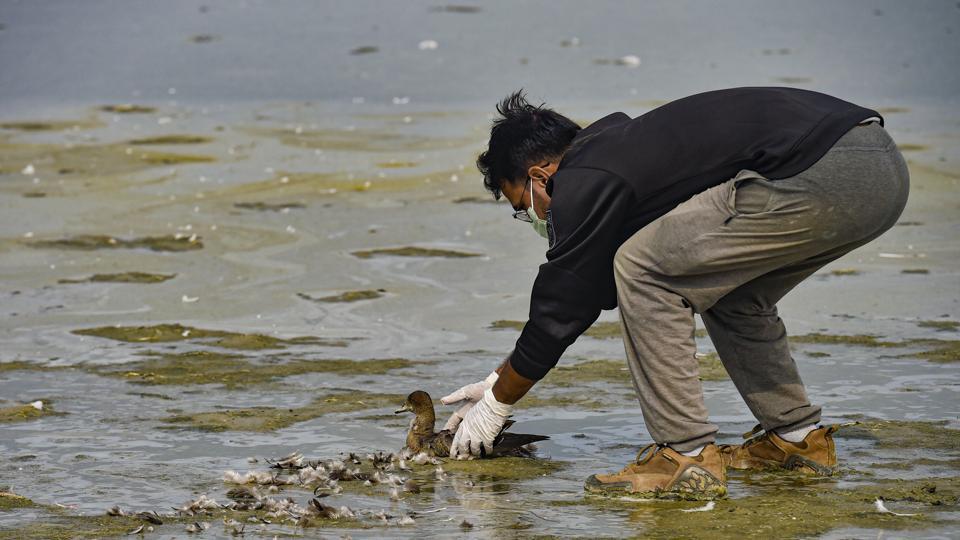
[439,371,499,432]
[449,388,512,459]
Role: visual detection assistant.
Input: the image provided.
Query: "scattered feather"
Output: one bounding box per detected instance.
[682,501,715,512]
[875,497,919,516]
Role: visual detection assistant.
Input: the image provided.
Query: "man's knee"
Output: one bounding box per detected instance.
[613,242,641,287]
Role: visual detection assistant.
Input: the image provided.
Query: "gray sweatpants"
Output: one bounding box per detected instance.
[613,123,910,451]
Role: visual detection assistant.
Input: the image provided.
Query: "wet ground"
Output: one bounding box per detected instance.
[2,1,960,538]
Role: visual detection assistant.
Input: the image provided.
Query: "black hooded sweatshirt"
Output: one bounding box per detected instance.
[509,86,882,380]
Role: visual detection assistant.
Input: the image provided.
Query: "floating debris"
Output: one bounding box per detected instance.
[418,39,439,50]
[460,519,474,530]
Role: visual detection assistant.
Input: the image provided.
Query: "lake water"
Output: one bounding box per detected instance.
[1,1,959,538]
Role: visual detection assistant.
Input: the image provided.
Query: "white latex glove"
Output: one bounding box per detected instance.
[440,371,498,432]
[450,388,512,459]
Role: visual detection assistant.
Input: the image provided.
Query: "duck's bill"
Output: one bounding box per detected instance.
[394,404,411,414]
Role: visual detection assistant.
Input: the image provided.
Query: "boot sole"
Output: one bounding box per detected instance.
[584,467,727,501]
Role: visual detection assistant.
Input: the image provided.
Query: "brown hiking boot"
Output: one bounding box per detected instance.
[584,443,726,500]
[719,424,844,475]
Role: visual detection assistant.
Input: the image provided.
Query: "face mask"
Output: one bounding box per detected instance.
[527,182,550,239]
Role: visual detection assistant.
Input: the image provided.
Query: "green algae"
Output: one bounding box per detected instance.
[22,191,46,198]
[0,515,152,540]
[0,361,66,373]
[376,160,419,168]
[489,320,708,341]
[917,320,959,332]
[897,144,929,152]
[583,322,621,339]
[0,138,215,177]
[902,268,930,274]
[774,76,814,84]
[555,476,959,539]
[695,352,730,381]
[126,391,175,400]
[452,195,501,204]
[72,323,346,350]
[352,246,481,259]
[234,201,306,211]
[241,125,472,152]
[0,492,37,510]
[58,272,176,284]
[136,151,214,165]
[297,289,386,303]
[350,45,379,55]
[543,359,631,387]
[517,390,623,410]
[0,119,103,131]
[0,401,59,424]
[829,268,861,276]
[489,319,526,331]
[902,340,960,363]
[789,332,960,363]
[91,351,415,388]
[429,5,482,13]
[98,104,156,114]
[127,134,213,145]
[836,418,960,452]
[789,333,901,348]
[164,390,405,431]
[27,234,202,252]
[876,106,911,114]
[440,456,565,480]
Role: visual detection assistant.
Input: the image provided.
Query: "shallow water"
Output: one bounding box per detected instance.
[2,1,960,538]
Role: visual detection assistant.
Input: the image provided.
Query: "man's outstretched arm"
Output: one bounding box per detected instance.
[492,357,536,405]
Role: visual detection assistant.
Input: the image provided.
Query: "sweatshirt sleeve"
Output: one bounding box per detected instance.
[508,168,636,380]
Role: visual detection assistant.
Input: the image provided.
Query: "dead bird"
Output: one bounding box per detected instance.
[395,390,549,457]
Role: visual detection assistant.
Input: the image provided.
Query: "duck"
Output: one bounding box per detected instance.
[394,390,548,457]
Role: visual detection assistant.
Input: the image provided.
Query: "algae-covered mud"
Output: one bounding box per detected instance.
[2,1,959,537]
[58,272,176,284]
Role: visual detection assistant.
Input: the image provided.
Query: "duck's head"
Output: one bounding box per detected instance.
[395,390,434,415]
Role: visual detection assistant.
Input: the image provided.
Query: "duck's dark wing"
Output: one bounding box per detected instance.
[491,432,550,456]
[427,430,454,457]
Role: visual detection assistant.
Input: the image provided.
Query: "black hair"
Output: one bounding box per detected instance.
[476,90,581,199]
